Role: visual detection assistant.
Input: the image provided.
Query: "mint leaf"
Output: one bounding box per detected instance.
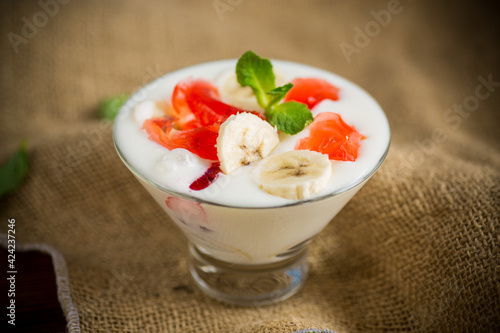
[0,140,29,197]
[100,95,129,121]
[236,51,275,108]
[235,51,314,134]
[267,83,293,108]
[265,102,313,135]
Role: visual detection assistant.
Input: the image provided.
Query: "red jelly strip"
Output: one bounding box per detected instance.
[189,162,222,191]
[284,78,340,109]
[171,80,203,129]
[295,112,364,161]
[143,118,219,160]
[172,79,262,128]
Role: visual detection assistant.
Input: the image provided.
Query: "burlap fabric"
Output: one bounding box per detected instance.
[1,0,499,332]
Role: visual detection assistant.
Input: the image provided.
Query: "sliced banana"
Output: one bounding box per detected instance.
[256,150,332,200]
[217,70,289,113]
[133,100,169,125]
[217,113,279,175]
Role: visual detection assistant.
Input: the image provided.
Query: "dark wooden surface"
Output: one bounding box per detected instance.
[1,247,67,333]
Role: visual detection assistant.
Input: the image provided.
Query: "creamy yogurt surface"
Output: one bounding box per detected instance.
[114,60,390,208]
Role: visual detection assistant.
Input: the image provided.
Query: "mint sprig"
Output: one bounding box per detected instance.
[236,51,313,135]
[266,102,313,135]
[266,83,293,108]
[236,51,275,108]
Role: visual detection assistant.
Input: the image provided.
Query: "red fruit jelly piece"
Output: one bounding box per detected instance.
[143,117,219,160]
[189,162,222,191]
[295,112,364,161]
[284,78,340,109]
[171,80,202,130]
[172,79,256,128]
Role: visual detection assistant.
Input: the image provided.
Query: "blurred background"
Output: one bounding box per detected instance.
[1,0,499,332]
[1,0,499,152]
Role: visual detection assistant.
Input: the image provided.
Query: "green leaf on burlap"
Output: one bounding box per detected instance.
[0,140,29,197]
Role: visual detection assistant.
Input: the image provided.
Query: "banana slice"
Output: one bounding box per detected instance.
[218,71,289,113]
[256,150,332,200]
[217,113,279,175]
[133,100,169,125]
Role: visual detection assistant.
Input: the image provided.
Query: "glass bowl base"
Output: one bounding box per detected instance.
[188,243,309,306]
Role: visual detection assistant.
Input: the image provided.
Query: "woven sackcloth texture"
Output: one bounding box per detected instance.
[1,0,499,332]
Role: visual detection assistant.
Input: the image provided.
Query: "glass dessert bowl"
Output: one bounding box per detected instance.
[113,53,390,306]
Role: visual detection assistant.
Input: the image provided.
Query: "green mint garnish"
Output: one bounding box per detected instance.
[0,140,29,197]
[266,102,313,135]
[236,51,275,108]
[100,94,129,121]
[266,83,293,108]
[236,51,313,135]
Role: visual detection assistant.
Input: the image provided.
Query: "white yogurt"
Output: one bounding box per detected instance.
[114,60,390,208]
